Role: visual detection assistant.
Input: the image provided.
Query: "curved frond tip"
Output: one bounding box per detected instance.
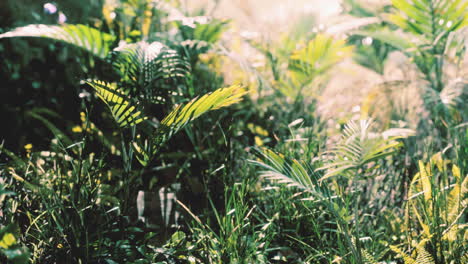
[0,24,115,59]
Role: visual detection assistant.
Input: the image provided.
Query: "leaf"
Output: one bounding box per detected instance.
[317,119,413,180]
[112,41,190,90]
[390,245,416,264]
[86,80,147,127]
[389,0,468,40]
[353,28,420,51]
[288,34,353,88]
[414,245,435,264]
[26,108,73,147]
[178,17,229,44]
[133,85,247,165]
[418,160,433,202]
[0,24,115,59]
[250,148,316,194]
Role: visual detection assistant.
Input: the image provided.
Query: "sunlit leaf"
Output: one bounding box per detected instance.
[0,24,115,59]
[86,80,147,127]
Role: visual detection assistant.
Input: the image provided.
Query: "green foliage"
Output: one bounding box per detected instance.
[0,24,115,59]
[133,84,248,166]
[318,119,414,180]
[0,0,466,263]
[111,40,190,93]
[388,0,468,38]
[279,34,353,99]
[86,80,147,127]
[251,148,317,193]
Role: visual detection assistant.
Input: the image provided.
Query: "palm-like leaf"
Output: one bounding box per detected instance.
[388,0,468,41]
[390,243,435,264]
[288,34,353,82]
[0,24,115,59]
[86,80,147,127]
[178,17,229,44]
[317,119,414,181]
[133,85,247,166]
[112,41,190,91]
[282,34,353,98]
[249,148,316,193]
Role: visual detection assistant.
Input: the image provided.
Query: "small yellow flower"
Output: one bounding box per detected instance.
[0,233,16,249]
[24,143,33,150]
[80,112,86,122]
[72,125,83,133]
[254,136,264,146]
[57,243,63,249]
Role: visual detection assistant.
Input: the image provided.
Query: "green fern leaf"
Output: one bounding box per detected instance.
[132,85,247,166]
[390,245,416,264]
[361,247,378,264]
[112,41,190,90]
[0,24,115,59]
[317,119,414,181]
[414,245,435,264]
[250,148,316,193]
[288,34,353,87]
[86,80,147,127]
[389,0,468,40]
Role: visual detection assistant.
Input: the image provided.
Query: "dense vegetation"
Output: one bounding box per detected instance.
[0,0,466,263]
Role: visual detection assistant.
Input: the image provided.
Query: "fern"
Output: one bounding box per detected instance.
[414,246,435,264]
[0,24,115,59]
[317,119,414,181]
[390,243,436,264]
[390,245,416,264]
[86,80,147,127]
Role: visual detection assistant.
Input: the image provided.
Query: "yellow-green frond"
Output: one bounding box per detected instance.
[86,80,147,127]
[0,24,115,59]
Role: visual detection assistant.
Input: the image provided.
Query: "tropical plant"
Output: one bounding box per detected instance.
[317,119,414,181]
[392,152,467,263]
[0,20,247,167]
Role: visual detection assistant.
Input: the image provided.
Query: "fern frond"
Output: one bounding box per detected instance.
[132,85,247,165]
[0,24,115,59]
[112,41,190,90]
[317,119,413,181]
[249,148,316,193]
[389,0,468,41]
[390,245,416,264]
[178,17,229,44]
[86,80,147,127]
[288,34,353,87]
[414,245,435,264]
[361,247,378,264]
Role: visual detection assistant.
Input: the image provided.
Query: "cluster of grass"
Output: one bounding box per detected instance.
[0,0,466,263]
